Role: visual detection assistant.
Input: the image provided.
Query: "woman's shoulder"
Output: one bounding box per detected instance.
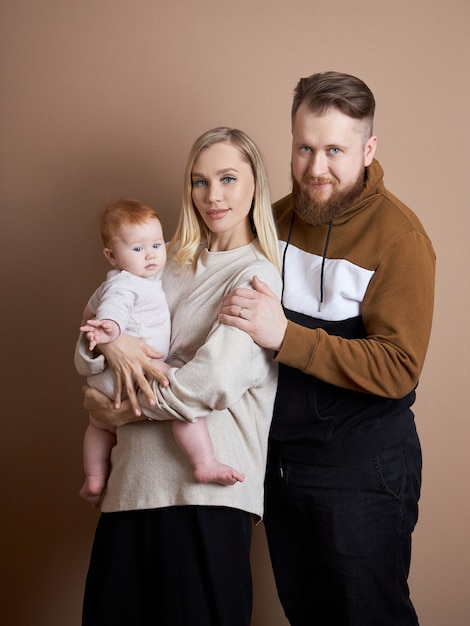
[246,241,280,271]
[234,242,282,296]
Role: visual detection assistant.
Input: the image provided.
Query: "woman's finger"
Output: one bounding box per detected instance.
[114,371,123,409]
[123,369,141,416]
[139,376,158,406]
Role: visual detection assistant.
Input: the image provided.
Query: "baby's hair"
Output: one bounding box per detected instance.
[99,199,161,247]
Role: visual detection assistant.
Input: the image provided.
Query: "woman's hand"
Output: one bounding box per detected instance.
[83,385,143,428]
[98,333,169,416]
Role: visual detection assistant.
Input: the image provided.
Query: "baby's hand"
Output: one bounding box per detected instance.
[80,319,120,351]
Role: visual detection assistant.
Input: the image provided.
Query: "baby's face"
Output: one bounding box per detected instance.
[107,218,166,278]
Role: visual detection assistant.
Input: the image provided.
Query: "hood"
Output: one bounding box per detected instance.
[331,158,385,226]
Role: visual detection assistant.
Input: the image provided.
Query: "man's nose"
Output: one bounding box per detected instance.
[308,151,328,177]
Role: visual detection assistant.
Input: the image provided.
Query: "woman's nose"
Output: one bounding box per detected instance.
[207,182,222,204]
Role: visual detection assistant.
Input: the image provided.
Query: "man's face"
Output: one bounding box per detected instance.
[291,103,377,224]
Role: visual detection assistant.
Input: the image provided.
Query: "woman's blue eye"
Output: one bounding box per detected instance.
[193,179,207,187]
[222,176,236,183]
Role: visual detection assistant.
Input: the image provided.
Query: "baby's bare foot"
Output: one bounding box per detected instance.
[79,475,106,508]
[193,458,245,486]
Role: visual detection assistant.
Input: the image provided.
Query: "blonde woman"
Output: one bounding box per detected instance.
[77,128,281,626]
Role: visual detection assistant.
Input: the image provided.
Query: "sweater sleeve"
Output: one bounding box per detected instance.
[141,263,282,422]
[276,229,436,398]
[94,273,136,333]
[142,322,268,422]
[74,332,106,377]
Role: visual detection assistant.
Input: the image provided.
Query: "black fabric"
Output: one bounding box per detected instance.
[270,309,416,466]
[82,506,253,626]
[264,425,422,625]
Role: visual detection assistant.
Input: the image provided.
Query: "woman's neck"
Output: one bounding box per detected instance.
[208,224,254,252]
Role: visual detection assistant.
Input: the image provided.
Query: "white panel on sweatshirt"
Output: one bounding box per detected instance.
[280,241,374,322]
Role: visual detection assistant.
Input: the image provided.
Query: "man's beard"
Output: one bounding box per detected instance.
[291,167,366,226]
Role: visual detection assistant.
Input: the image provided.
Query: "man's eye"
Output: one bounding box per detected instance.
[329,148,341,155]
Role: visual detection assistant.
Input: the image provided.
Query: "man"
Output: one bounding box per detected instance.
[219,71,435,625]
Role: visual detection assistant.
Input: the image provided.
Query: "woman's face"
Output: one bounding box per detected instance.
[191,142,255,251]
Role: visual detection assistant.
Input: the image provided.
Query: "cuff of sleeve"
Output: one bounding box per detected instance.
[274,320,320,371]
[74,333,106,377]
[139,381,159,421]
[139,377,199,424]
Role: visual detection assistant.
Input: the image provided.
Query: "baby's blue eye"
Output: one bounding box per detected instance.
[153,243,161,249]
[133,246,143,252]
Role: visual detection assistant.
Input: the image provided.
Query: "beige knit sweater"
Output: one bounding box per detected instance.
[76,242,282,519]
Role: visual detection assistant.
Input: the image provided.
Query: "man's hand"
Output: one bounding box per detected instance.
[218,275,287,351]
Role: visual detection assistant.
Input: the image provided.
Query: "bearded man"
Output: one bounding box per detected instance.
[219,71,436,626]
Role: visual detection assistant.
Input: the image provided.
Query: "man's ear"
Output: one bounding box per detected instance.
[364,135,377,167]
[103,247,117,267]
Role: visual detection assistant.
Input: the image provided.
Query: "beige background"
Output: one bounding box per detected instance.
[1,1,469,624]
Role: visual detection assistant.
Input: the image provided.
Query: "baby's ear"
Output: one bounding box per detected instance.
[103,247,117,266]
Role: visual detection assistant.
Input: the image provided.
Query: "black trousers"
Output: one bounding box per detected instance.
[82,506,253,626]
[264,426,422,626]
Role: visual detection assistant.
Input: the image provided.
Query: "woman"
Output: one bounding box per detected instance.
[77,127,282,626]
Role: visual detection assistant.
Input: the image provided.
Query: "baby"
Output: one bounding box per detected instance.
[78,199,244,507]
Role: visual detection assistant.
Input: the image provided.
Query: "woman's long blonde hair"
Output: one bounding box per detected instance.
[168,127,280,271]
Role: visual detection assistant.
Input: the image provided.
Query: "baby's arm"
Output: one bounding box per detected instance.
[80,318,121,351]
[81,304,95,326]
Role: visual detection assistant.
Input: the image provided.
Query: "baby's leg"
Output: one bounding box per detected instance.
[81,369,118,506]
[172,419,245,485]
[79,421,116,508]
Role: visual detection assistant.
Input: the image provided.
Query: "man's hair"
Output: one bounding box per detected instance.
[291,71,375,137]
[99,199,161,247]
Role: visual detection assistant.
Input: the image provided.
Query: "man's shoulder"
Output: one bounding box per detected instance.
[273,194,295,237]
[375,187,430,240]
[273,193,293,218]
